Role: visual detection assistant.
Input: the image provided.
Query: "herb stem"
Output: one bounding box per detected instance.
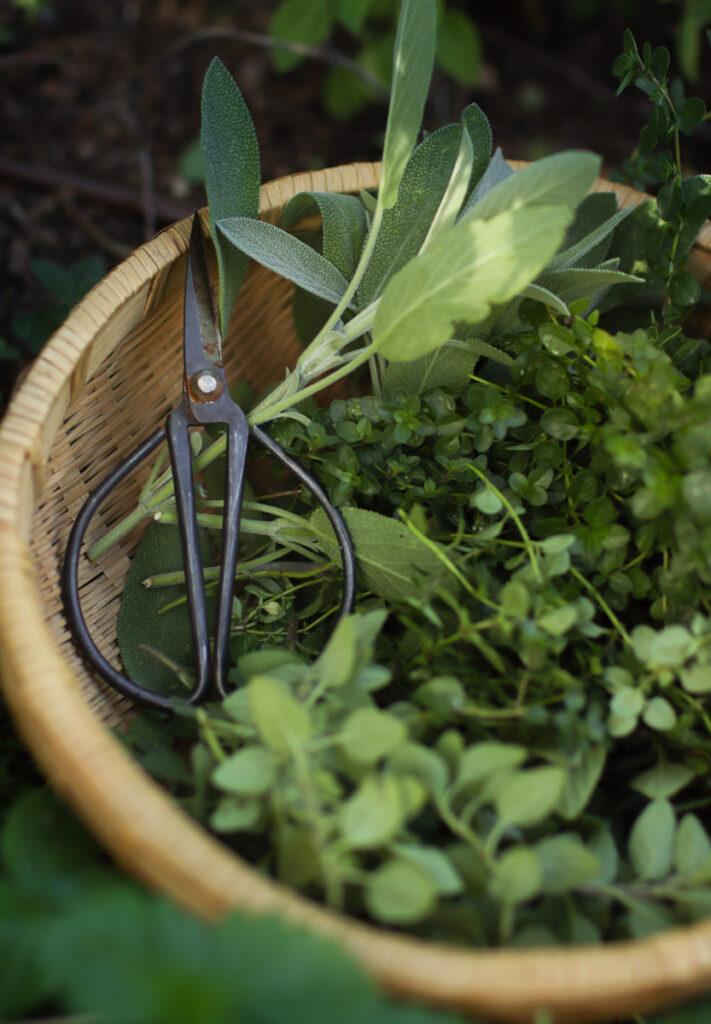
[569,566,632,646]
[465,462,542,581]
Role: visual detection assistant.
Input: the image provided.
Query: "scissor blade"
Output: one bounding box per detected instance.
[184,212,223,372]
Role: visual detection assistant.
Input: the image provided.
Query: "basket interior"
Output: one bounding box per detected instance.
[30,247,298,726]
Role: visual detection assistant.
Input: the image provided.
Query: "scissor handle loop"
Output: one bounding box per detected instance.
[62,424,356,712]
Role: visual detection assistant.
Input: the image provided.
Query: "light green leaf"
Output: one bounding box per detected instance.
[210,796,261,833]
[460,147,512,218]
[248,675,312,753]
[269,0,333,72]
[535,834,601,894]
[642,696,677,732]
[365,858,436,923]
[522,283,570,317]
[467,151,600,223]
[373,204,573,363]
[421,127,474,249]
[547,205,634,270]
[340,707,407,764]
[217,217,350,306]
[388,743,448,794]
[281,191,368,278]
[629,799,676,881]
[212,746,279,795]
[461,103,493,193]
[674,814,711,875]
[588,827,619,883]
[382,337,478,396]
[436,8,482,86]
[558,745,606,820]
[540,266,643,305]
[378,0,436,210]
[493,767,566,827]
[340,775,405,848]
[538,603,578,636]
[393,844,464,895]
[489,846,542,905]
[359,124,462,305]
[455,742,526,790]
[201,58,260,330]
[309,506,451,601]
[632,762,695,800]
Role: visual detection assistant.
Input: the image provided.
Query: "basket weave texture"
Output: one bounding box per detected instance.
[2,162,711,1024]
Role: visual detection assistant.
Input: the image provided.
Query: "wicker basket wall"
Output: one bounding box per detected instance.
[2,161,711,1024]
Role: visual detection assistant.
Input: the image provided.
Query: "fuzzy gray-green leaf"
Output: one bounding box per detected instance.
[280,191,367,278]
[466,151,600,223]
[373,204,572,363]
[201,58,260,330]
[218,217,350,305]
[378,0,436,210]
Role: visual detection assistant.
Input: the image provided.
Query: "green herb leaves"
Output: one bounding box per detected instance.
[373,204,572,362]
[201,59,260,330]
[378,0,436,211]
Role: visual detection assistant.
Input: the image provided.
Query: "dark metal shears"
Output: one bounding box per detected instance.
[63,213,356,712]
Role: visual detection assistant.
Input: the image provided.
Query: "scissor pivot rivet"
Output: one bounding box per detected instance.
[192,370,221,398]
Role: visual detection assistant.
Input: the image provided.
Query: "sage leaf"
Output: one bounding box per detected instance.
[493,767,566,827]
[248,675,312,753]
[461,102,493,193]
[535,835,601,894]
[521,283,570,317]
[382,337,478,396]
[365,858,436,923]
[629,799,676,881]
[358,125,462,305]
[340,775,404,848]
[373,205,573,363]
[217,217,350,306]
[117,523,214,696]
[309,506,452,601]
[548,204,634,270]
[339,707,407,764]
[421,127,474,249]
[378,0,436,210]
[281,192,367,278]
[467,151,600,223]
[460,147,512,218]
[212,746,279,796]
[674,814,711,875]
[201,59,260,330]
[540,266,643,305]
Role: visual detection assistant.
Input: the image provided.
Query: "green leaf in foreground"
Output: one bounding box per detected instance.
[201,58,260,330]
[248,675,312,753]
[378,0,437,210]
[373,204,573,363]
[217,217,350,305]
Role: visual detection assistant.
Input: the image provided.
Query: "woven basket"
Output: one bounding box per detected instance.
[2,161,711,1024]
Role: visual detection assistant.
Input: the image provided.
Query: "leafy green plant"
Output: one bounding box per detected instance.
[268,0,482,120]
[0,787,463,1023]
[85,0,711,955]
[613,29,711,320]
[12,255,106,355]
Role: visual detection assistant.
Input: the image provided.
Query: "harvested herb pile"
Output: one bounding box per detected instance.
[95,3,711,949]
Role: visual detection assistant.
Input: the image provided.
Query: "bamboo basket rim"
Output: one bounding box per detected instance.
[2,160,711,1024]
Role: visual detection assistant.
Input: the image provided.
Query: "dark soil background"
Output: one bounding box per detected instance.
[1,0,710,406]
[0,6,710,1019]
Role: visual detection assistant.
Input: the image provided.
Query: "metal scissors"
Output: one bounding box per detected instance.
[63,212,356,712]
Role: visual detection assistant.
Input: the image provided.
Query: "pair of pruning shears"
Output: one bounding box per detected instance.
[63,213,356,711]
